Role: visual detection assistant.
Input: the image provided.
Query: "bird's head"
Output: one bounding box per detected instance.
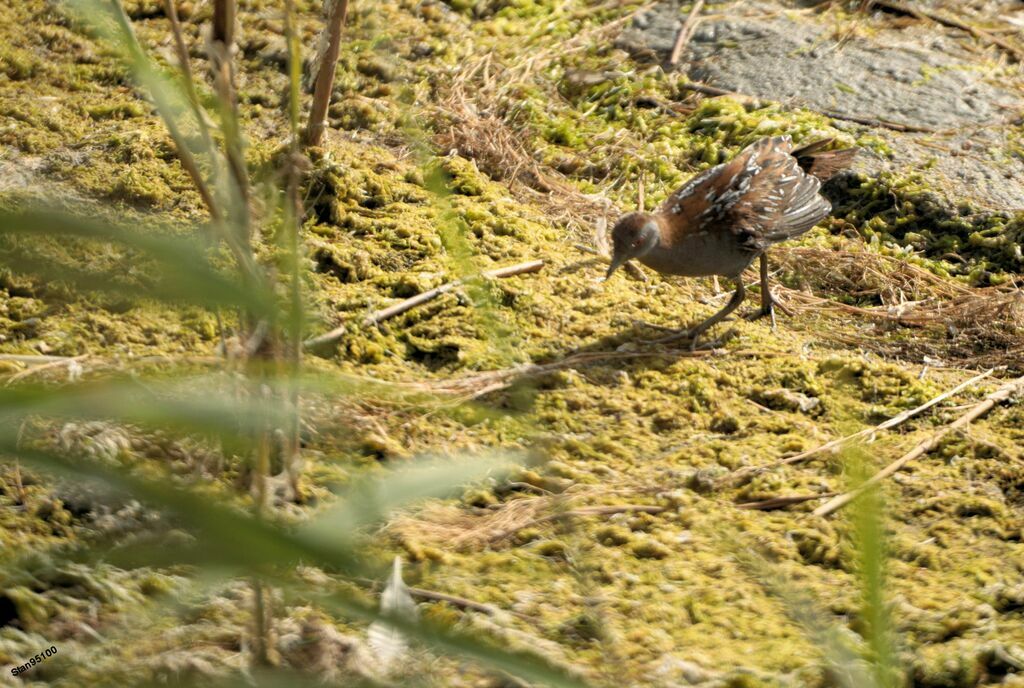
[605,212,659,280]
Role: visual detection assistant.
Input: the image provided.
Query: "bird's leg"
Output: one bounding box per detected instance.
[648,279,746,350]
[759,253,777,329]
[687,278,746,351]
[746,253,790,328]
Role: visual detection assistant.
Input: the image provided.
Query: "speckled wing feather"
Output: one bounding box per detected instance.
[792,138,858,181]
[658,135,832,252]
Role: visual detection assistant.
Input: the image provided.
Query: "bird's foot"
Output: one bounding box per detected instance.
[746,290,793,329]
[746,302,777,330]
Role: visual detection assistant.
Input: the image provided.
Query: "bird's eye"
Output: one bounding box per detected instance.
[631,240,641,248]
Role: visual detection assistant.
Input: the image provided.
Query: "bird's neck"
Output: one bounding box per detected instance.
[648,213,673,249]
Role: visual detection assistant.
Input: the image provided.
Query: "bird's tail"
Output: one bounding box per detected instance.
[792,138,858,182]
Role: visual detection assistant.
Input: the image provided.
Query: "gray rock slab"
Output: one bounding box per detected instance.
[617,1,1024,210]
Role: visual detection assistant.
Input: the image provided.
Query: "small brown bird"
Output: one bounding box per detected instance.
[605,135,856,349]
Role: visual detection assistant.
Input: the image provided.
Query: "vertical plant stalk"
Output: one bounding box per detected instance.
[851,467,898,688]
[283,0,305,501]
[10,461,26,505]
[213,0,235,46]
[105,0,222,229]
[209,0,252,244]
[209,0,275,667]
[303,0,350,147]
[251,577,276,666]
[100,0,257,281]
[668,0,705,66]
[11,421,29,505]
[248,383,279,667]
[162,0,221,197]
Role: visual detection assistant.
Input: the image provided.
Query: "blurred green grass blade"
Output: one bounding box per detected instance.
[7,447,590,686]
[103,453,524,571]
[3,444,517,577]
[729,535,878,688]
[6,249,263,316]
[0,378,274,443]
[299,452,524,542]
[301,587,592,688]
[143,671,392,688]
[848,451,900,688]
[0,209,275,315]
[4,443,363,574]
[283,0,302,136]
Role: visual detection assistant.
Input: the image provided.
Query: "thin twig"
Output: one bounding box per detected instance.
[722,368,994,485]
[814,374,1024,518]
[675,81,940,133]
[866,0,1024,62]
[353,576,516,617]
[209,0,252,246]
[0,354,77,363]
[669,0,705,65]
[6,355,90,385]
[736,493,836,511]
[303,260,545,348]
[365,260,543,326]
[162,0,220,198]
[406,587,530,619]
[574,243,606,258]
[304,0,350,147]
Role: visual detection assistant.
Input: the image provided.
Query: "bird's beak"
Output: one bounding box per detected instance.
[605,253,626,281]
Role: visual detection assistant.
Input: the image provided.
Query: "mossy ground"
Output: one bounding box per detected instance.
[2,0,1024,686]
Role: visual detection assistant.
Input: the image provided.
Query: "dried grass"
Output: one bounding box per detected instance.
[432,64,611,241]
[387,496,555,550]
[429,2,664,243]
[774,247,971,304]
[386,487,670,552]
[773,247,1024,367]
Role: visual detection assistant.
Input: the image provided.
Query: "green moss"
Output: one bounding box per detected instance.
[827,171,1024,281]
[911,643,983,688]
[596,525,633,546]
[0,47,40,80]
[628,539,671,560]
[88,101,147,120]
[535,540,570,559]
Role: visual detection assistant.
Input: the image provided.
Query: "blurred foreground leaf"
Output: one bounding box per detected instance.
[0,209,274,315]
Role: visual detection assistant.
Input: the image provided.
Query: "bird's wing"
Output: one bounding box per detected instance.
[658,136,831,252]
[792,138,858,181]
